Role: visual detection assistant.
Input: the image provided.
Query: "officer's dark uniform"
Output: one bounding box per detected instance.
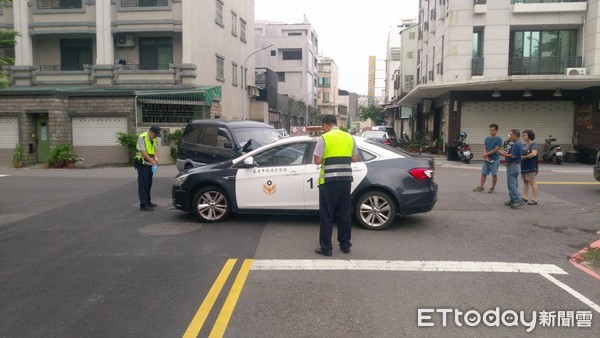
[315,127,355,254]
[135,126,160,211]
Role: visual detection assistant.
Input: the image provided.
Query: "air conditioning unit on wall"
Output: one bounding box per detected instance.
[565,68,586,76]
[116,35,136,48]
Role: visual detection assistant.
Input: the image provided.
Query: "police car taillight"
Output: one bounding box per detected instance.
[409,168,433,181]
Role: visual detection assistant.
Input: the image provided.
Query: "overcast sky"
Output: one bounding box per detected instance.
[255,0,419,96]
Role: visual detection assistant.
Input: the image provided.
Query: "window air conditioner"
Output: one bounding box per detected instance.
[565,68,586,76]
[116,35,136,48]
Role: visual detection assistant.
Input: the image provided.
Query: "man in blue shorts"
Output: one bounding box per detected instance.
[473,124,503,193]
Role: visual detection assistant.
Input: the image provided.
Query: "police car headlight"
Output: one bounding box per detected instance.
[174,174,189,188]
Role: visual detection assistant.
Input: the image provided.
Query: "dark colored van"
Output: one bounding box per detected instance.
[176,120,281,172]
[370,126,398,147]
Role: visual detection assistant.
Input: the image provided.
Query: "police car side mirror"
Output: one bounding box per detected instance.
[242,156,258,168]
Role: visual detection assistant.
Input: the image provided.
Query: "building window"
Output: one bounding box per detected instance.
[215,0,224,27]
[407,51,414,59]
[472,29,484,76]
[287,32,302,36]
[231,11,237,36]
[270,50,276,56]
[232,62,238,86]
[282,49,303,60]
[323,92,330,103]
[216,55,225,82]
[139,37,173,70]
[37,0,82,9]
[120,0,168,7]
[409,32,416,40]
[60,39,93,70]
[240,18,247,43]
[509,30,579,75]
[318,77,331,88]
[277,72,285,82]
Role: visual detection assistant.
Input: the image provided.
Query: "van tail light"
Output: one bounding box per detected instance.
[556,146,561,150]
[384,138,391,145]
[409,168,433,181]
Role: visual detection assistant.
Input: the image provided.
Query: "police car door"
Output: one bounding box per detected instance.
[235,142,311,209]
[303,144,368,210]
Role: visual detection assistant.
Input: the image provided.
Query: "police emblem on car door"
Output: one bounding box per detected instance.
[235,142,312,209]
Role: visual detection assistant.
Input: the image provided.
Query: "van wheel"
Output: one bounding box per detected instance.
[184,163,193,170]
[355,191,396,230]
[193,186,231,223]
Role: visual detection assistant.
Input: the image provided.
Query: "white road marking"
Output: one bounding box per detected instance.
[540,273,600,314]
[251,260,567,275]
[0,175,9,178]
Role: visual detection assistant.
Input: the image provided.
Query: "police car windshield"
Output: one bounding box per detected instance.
[233,127,282,147]
[363,131,387,139]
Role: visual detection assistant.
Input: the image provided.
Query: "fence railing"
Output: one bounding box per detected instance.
[472,57,484,76]
[508,56,582,75]
[37,0,82,10]
[121,0,169,7]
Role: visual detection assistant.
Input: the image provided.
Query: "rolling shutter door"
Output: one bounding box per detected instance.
[72,117,128,164]
[460,101,574,158]
[0,117,19,166]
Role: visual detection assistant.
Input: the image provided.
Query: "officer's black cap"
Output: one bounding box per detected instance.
[149,125,162,136]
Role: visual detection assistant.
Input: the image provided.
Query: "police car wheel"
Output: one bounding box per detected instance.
[355,191,396,230]
[193,186,231,223]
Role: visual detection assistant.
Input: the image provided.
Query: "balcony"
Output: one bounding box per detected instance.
[508,56,582,75]
[4,63,197,87]
[34,0,85,13]
[472,57,484,76]
[511,0,587,13]
[474,0,487,14]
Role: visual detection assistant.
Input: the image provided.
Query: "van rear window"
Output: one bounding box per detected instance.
[183,125,202,143]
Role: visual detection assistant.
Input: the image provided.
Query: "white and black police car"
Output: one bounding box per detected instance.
[172,136,437,230]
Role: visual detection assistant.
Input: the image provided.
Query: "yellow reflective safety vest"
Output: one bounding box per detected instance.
[135,132,156,165]
[318,128,354,186]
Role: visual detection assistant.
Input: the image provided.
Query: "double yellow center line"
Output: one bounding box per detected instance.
[182,259,254,338]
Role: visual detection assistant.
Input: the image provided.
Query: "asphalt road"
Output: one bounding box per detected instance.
[0,161,598,337]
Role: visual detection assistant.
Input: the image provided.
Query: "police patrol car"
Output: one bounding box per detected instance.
[172,136,437,230]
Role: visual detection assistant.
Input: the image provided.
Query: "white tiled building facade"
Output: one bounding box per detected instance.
[400,0,599,158]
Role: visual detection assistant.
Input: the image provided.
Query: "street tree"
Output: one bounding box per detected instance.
[359,105,384,125]
[0,0,17,88]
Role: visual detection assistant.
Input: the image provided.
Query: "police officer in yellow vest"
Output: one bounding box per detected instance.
[313,115,358,256]
[136,126,161,211]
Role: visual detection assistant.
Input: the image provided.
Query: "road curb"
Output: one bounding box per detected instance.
[569,238,600,281]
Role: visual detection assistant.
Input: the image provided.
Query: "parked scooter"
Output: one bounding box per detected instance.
[542,135,564,165]
[455,131,474,164]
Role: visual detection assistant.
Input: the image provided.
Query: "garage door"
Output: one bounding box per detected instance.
[461,101,574,158]
[72,117,128,164]
[0,117,19,166]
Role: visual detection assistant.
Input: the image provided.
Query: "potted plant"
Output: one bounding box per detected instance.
[12,144,24,168]
[48,144,79,168]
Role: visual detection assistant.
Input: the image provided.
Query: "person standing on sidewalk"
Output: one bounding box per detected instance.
[499,129,524,208]
[520,130,539,205]
[313,115,359,256]
[473,124,503,193]
[135,126,161,211]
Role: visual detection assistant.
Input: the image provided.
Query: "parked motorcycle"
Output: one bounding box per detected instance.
[542,135,564,165]
[456,131,474,164]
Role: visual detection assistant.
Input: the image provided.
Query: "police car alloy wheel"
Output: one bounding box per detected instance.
[355,191,396,230]
[193,186,231,222]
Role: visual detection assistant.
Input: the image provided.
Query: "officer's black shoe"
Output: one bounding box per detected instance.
[149,202,158,208]
[341,247,351,254]
[315,248,332,257]
[140,206,154,211]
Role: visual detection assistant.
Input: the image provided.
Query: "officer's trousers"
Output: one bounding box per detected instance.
[137,165,154,207]
[318,181,352,251]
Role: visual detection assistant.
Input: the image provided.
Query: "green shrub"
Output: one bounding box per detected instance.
[168,129,183,160]
[116,132,139,165]
[48,144,78,166]
[12,143,24,164]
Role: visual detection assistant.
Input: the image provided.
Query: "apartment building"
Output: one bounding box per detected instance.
[0,0,256,166]
[254,20,319,114]
[399,0,599,157]
[318,57,345,125]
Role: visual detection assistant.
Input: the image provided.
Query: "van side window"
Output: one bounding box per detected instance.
[183,125,202,143]
[201,125,218,147]
[217,129,232,148]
